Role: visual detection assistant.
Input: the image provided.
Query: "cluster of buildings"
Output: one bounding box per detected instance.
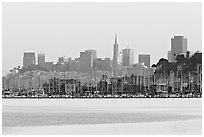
[22,36,189,76]
[3,34,153,93]
[3,34,201,97]
[21,34,151,77]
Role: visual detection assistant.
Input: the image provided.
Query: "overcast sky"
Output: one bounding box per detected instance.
[2,2,202,74]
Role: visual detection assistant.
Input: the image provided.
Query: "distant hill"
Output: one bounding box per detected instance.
[20,65,49,73]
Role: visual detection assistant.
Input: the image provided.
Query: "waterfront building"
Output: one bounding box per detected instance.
[138,54,150,68]
[121,63,152,88]
[171,36,187,62]
[65,79,81,95]
[43,77,81,96]
[169,70,175,92]
[23,52,36,68]
[98,79,108,93]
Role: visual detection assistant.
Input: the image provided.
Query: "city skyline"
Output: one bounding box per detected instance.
[2,2,202,74]
[3,34,199,73]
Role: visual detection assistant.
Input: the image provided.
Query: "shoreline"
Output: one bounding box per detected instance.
[2,96,202,99]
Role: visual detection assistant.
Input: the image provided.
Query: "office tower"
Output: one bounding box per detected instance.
[70,59,80,72]
[112,34,119,77]
[86,49,97,61]
[94,58,111,71]
[138,54,150,68]
[103,58,112,72]
[23,52,36,68]
[79,50,93,74]
[171,36,187,62]
[122,48,134,67]
[63,57,69,62]
[38,53,45,65]
[58,56,64,63]
[167,51,172,62]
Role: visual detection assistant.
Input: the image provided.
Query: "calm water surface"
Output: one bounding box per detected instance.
[2,98,202,134]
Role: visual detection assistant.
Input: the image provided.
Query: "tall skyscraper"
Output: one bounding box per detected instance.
[171,36,187,62]
[112,34,119,77]
[23,52,36,68]
[79,50,93,74]
[37,53,53,71]
[38,53,45,65]
[167,51,172,62]
[122,48,134,67]
[138,54,150,68]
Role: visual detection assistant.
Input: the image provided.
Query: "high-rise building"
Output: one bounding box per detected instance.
[58,56,64,63]
[122,48,134,67]
[23,52,36,68]
[63,57,69,63]
[171,36,187,62]
[94,57,111,72]
[86,49,97,61]
[138,54,150,68]
[38,53,45,65]
[104,58,111,72]
[167,51,172,62]
[70,59,80,72]
[112,34,119,77]
[79,50,93,74]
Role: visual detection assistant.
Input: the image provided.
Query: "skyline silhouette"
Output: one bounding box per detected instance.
[2,2,202,74]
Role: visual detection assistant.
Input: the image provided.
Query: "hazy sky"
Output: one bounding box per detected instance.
[2,2,202,74]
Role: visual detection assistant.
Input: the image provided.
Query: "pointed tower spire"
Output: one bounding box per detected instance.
[115,33,117,44]
[112,33,118,77]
